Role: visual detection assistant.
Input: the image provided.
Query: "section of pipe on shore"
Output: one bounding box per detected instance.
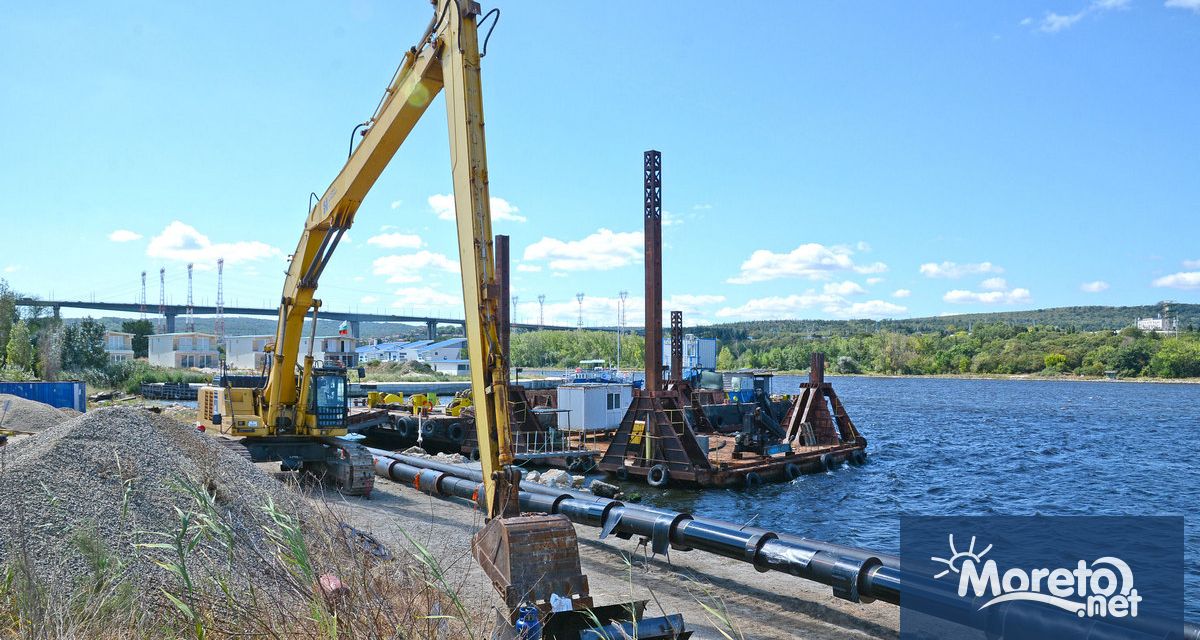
[367,448,1199,640]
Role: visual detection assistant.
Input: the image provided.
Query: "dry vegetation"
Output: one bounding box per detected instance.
[0,407,486,639]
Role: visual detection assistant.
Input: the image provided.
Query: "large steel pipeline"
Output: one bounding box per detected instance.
[366,447,900,569]
[365,447,899,570]
[369,450,1199,639]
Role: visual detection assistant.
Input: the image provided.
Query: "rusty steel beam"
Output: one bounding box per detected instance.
[644,150,663,393]
[670,310,683,382]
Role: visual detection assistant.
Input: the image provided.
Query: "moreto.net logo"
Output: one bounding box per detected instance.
[931,534,1142,619]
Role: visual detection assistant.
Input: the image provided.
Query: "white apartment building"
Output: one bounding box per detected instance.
[148,332,219,369]
[103,331,135,362]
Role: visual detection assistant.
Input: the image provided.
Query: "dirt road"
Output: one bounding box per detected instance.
[330,475,899,639]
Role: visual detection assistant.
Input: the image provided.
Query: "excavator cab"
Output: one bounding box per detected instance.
[308,368,348,430]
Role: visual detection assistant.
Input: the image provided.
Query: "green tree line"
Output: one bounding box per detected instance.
[510,323,1200,379]
[709,323,1200,378]
[510,330,645,369]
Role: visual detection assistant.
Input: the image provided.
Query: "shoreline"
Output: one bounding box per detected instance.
[755,371,1200,385]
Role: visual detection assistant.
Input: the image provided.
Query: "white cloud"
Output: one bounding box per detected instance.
[715,291,905,320]
[1167,0,1200,12]
[1182,258,1200,269]
[428,194,527,223]
[727,243,887,284]
[1080,280,1109,293]
[366,232,423,250]
[980,277,1008,291]
[372,250,460,283]
[1152,271,1200,290]
[523,228,643,271]
[662,210,683,226]
[842,300,908,317]
[108,229,143,242]
[943,287,1032,304]
[360,295,379,305]
[516,263,542,273]
[392,287,460,308]
[1032,0,1129,32]
[856,241,872,252]
[390,200,403,210]
[146,220,281,267]
[3,265,20,274]
[1040,11,1086,32]
[822,280,866,296]
[892,288,912,298]
[665,294,726,315]
[692,203,713,210]
[919,261,1004,279]
[866,277,884,285]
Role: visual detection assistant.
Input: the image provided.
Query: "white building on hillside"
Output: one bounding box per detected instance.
[1135,316,1177,334]
[225,334,273,370]
[149,332,219,368]
[299,335,359,368]
[104,331,135,362]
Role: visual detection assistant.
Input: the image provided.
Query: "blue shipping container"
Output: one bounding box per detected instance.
[0,381,87,412]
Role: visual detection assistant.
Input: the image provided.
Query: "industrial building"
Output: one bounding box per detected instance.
[148,332,219,369]
[103,331,135,362]
[661,334,717,374]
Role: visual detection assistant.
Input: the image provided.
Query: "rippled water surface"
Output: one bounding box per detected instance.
[634,376,1200,619]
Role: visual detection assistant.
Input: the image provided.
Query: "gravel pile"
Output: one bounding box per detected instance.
[0,393,71,433]
[0,407,313,600]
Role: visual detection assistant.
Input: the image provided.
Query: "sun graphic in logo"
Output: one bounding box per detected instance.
[931,534,993,580]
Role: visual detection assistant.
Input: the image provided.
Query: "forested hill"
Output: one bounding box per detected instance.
[694,303,1199,341]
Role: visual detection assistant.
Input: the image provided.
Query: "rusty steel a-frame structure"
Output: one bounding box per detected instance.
[597,151,868,488]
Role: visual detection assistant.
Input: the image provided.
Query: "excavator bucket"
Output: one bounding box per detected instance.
[473,513,593,618]
[474,513,691,639]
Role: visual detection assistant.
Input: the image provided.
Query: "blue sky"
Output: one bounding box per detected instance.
[2,1,1198,327]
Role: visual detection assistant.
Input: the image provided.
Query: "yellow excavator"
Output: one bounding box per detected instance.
[195,1,627,632]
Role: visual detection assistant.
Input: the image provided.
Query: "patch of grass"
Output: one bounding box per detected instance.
[1,477,483,639]
[71,360,211,395]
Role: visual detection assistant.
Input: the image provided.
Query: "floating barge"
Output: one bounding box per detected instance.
[594,353,866,488]
[594,152,865,488]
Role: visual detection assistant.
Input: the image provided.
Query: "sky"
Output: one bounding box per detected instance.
[1,1,1198,328]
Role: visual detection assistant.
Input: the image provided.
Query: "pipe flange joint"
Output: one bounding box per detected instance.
[744,532,779,572]
[856,556,883,604]
[415,469,444,496]
[651,513,691,556]
[831,555,882,603]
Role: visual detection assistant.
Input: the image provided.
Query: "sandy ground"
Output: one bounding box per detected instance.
[324,473,900,640]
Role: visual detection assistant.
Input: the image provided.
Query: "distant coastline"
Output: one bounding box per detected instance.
[765,370,1200,385]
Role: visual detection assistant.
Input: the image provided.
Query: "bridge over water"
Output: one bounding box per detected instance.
[14,298,637,339]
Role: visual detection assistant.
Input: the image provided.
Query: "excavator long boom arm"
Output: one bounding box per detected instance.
[259,0,513,516]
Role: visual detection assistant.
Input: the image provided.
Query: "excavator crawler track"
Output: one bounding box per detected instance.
[318,438,375,496]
